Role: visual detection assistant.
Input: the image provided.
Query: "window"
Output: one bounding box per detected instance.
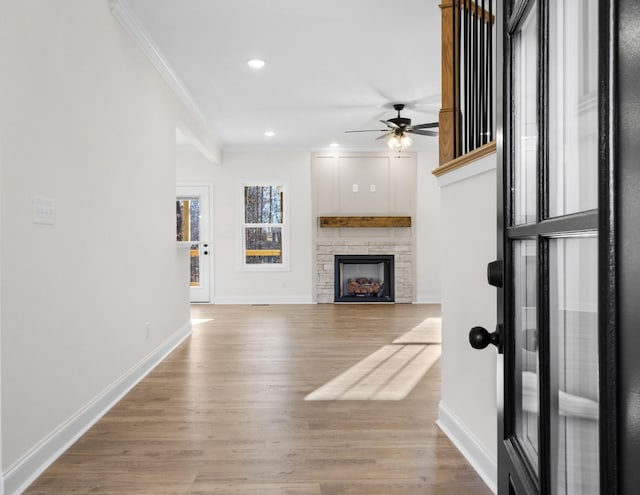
[242,184,287,269]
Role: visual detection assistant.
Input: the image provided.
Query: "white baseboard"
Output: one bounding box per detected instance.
[213,295,314,305]
[3,321,193,495]
[436,401,497,494]
[414,295,442,304]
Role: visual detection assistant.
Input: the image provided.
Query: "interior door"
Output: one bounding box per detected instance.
[470,0,608,493]
[176,185,211,303]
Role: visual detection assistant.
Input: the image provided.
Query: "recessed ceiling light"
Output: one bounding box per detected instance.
[248,59,265,69]
[264,130,276,137]
[329,142,340,148]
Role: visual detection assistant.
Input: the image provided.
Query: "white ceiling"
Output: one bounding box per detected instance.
[125,0,443,152]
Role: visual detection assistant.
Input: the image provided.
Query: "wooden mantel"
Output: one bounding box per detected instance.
[319,216,411,228]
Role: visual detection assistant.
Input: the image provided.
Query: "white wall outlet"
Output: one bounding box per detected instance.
[352,184,359,192]
[370,184,376,192]
[33,195,55,225]
[145,321,151,340]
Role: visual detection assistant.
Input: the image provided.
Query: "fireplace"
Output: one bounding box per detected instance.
[334,255,394,303]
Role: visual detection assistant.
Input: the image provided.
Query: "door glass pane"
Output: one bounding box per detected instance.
[549,1,598,217]
[189,243,201,287]
[176,196,202,287]
[176,197,201,242]
[513,6,538,225]
[550,237,599,494]
[513,239,539,474]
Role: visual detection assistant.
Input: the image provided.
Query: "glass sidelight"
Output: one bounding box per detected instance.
[512,5,538,226]
[513,240,539,475]
[550,237,599,494]
[548,0,599,217]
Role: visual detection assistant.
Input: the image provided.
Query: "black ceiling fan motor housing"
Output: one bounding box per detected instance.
[389,117,411,128]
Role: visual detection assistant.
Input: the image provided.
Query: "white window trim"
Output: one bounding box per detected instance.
[238,181,290,272]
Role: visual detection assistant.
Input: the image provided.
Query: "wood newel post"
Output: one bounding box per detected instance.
[439,0,460,165]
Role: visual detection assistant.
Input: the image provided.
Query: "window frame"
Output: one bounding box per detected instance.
[238,181,290,271]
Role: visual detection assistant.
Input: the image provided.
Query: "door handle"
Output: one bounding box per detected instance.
[469,325,502,352]
[487,260,503,288]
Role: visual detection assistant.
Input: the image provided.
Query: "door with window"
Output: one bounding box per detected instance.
[469,0,625,493]
[176,185,211,303]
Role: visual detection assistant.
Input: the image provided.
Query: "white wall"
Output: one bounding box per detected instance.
[416,148,441,303]
[0,1,217,491]
[0,104,3,495]
[176,150,314,304]
[178,148,442,305]
[437,157,498,492]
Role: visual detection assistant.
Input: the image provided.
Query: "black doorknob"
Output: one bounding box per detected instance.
[487,260,503,288]
[469,326,501,350]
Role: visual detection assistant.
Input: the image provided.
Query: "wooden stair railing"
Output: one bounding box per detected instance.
[438,0,496,169]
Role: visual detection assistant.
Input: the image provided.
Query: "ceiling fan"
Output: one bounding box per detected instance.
[345,103,439,149]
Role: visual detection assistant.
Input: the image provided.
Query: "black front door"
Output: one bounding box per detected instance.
[467,0,638,493]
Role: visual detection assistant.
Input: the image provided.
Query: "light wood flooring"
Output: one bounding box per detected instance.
[25,304,491,494]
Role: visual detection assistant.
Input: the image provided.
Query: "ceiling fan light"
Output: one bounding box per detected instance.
[401,134,413,147]
[387,135,401,149]
[387,132,412,150]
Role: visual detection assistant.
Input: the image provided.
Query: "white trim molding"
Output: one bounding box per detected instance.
[436,401,497,494]
[213,296,314,305]
[108,0,219,147]
[414,295,442,304]
[3,322,192,495]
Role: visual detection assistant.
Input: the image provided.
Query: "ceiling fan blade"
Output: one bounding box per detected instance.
[380,119,399,130]
[376,131,393,141]
[407,129,439,137]
[411,122,439,130]
[344,129,389,133]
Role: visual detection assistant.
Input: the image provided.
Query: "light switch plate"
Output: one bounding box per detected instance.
[33,195,55,225]
[352,184,359,192]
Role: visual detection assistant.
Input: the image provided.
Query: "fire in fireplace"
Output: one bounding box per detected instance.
[334,255,395,303]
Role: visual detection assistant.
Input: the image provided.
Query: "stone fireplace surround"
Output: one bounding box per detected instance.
[316,239,413,303]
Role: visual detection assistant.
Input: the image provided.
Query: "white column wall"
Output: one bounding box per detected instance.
[416,148,442,303]
[0,109,3,495]
[437,158,498,492]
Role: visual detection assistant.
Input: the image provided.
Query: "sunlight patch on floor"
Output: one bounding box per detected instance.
[305,344,441,401]
[191,318,213,326]
[392,317,442,344]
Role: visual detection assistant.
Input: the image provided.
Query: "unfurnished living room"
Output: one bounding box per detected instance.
[3,0,502,493]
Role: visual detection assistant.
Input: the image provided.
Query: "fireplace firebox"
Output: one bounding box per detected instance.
[334,255,394,303]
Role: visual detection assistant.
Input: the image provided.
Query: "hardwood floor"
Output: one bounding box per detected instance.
[25,304,491,494]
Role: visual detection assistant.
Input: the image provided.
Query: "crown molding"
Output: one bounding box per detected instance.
[109,0,217,142]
